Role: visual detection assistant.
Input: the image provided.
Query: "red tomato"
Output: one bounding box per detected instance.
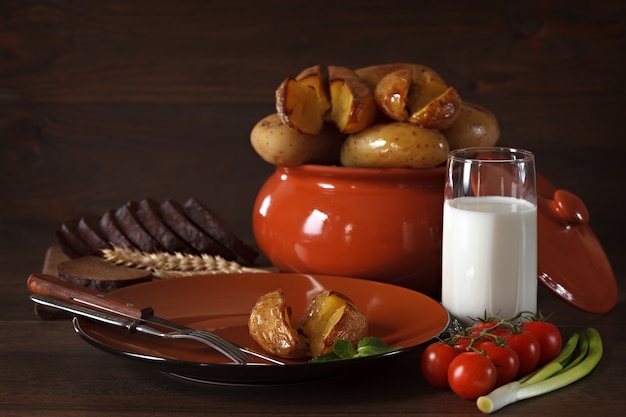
[447,352,497,400]
[520,321,562,366]
[421,342,460,388]
[468,320,514,340]
[451,335,473,351]
[504,331,541,378]
[476,340,520,387]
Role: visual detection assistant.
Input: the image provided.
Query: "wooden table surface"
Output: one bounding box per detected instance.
[2,1,625,416]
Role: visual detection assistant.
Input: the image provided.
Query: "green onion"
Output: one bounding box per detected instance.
[476,328,603,414]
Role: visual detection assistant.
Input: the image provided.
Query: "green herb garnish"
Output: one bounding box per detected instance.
[309,336,400,362]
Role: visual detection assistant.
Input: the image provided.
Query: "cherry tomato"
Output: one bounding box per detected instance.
[520,321,562,366]
[451,334,473,351]
[468,319,514,341]
[420,342,460,388]
[470,320,504,333]
[447,352,497,399]
[504,331,541,378]
[475,340,520,387]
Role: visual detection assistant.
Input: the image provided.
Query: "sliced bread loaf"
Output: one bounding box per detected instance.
[158,199,235,259]
[99,209,135,249]
[135,198,194,253]
[183,197,258,265]
[114,202,164,253]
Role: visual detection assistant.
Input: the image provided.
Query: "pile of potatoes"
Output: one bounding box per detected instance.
[250,63,500,169]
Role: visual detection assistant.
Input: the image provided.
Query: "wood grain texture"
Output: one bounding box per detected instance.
[1,0,625,415]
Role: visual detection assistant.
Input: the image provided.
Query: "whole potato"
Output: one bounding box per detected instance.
[442,102,500,150]
[250,113,346,166]
[340,122,449,169]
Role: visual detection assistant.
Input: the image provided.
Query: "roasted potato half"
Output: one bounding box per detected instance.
[248,289,308,359]
[442,102,500,150]
[374,68,461,130]
[328,65,378,134]
[354,63,444,91]
[275,65,331,135]
[340,122,449,169]
[250,113,346,166]
[300,290,369,357]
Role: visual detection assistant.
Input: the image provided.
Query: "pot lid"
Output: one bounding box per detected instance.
[536,174,617,314]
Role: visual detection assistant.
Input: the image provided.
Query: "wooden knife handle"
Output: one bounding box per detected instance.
[27,273,154,320]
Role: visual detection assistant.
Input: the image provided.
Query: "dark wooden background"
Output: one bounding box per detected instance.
[1,0,625,318]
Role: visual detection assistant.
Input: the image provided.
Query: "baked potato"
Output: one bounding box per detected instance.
[248,289,369,359]
[300,290,369,357]
[374,68,461,129]
[276,65,330,134]
[340,122,449,169]
[354,63,444,91]
[250,113,346,166]
[248,289,308,359]
[442,102,500,150]
[328,65,378,134]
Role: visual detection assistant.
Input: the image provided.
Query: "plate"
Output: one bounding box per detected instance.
[73,272,450,385]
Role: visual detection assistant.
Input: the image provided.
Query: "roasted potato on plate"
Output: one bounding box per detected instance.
[300,290,369,357]
[248,289,369,359]
[248,289,308,359]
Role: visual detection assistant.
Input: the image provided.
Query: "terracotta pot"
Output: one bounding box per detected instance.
[252,164,446,298]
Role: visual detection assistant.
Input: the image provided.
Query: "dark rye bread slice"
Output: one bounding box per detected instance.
[135,198,194,253]
[99,209,134,249]
[57,256,153,292]
[114,202,164,253]
[56,219,92,258]
[159,199,235,259]
[183,197,258,265]
[77,215,111,253]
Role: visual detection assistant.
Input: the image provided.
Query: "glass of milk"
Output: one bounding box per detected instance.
[441,147,537,326]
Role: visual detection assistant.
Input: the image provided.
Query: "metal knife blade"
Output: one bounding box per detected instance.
[27,273,284,365]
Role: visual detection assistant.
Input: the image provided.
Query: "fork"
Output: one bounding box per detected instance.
[126,322,251,364]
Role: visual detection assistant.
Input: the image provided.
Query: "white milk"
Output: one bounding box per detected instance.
[441,196,537,325]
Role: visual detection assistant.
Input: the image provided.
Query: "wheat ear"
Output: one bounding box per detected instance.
[101,245,267,279]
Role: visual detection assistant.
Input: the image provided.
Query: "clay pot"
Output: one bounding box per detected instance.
[252,164,446,298]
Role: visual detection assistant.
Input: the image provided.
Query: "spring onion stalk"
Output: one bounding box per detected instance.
[476,328,603,414]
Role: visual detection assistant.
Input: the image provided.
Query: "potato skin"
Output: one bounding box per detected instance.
[340,122,449,169]
[443,102,500,150]
[250,113,346,166]
[248,289,308,359]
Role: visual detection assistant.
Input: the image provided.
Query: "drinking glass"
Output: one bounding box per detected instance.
[441,147,537,325]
